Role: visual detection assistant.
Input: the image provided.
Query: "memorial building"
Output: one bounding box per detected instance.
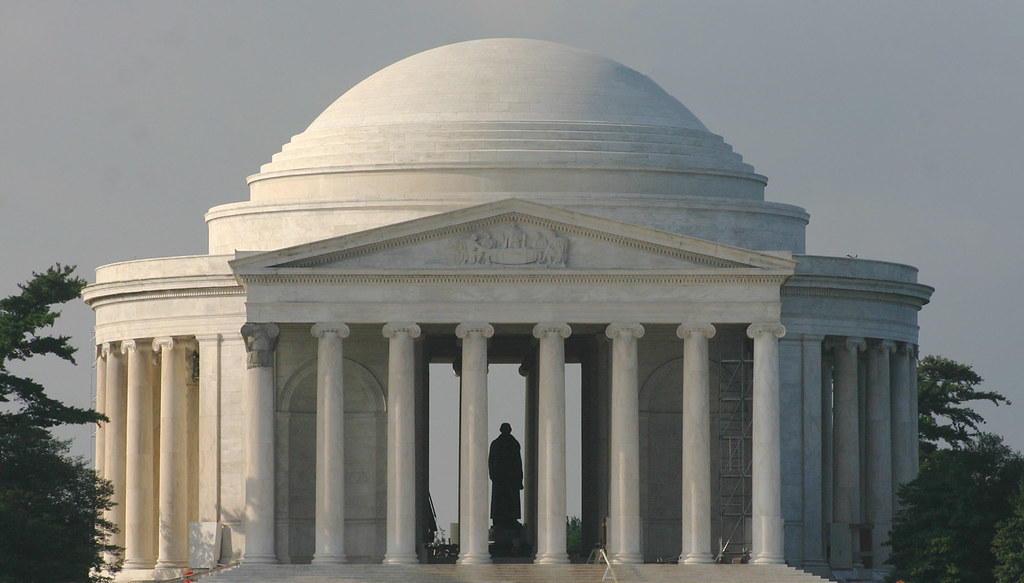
[84,39,932,581]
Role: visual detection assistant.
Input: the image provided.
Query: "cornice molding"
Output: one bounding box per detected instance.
[238,272,789,287]
[86,286,245,308]
[783,274,932,306]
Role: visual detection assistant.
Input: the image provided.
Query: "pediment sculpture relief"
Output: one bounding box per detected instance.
[455,222,568,267]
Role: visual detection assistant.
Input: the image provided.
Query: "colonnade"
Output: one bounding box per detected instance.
[822,336,917,571]
[239,320,786,566]
[94,336,208,572]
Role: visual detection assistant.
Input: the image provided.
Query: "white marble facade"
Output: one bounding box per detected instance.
[84,39,932,581]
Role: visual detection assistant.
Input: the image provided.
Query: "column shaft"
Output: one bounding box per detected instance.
[103,342,127,552]
[829,337,865,570]
[801,335,827,571]
[196,334,222,523]
[748,323,786,564]
[310,324,350,564]
[123,340,157,569]
[866,341,895,567]
[94,346,107,479]
[678,324,715,564]
[456,323,494,564]
[154,337,194,569]
[534,323,571,564]
[605,323,644,564]
[241,323,280,563]
[890,343,915,511]
[383,323,421,564]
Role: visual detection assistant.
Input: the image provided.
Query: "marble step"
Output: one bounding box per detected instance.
[194,562,836,583]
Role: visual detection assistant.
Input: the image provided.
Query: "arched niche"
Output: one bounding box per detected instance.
[275,357,387,563]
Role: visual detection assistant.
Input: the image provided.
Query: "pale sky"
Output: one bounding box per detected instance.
[2,2,1022,529]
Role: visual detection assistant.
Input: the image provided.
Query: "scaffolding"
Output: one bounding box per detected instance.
[714,335,753,562]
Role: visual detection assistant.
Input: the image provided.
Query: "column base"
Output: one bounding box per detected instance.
[456,552,492,565]
[241,554,278,564]
[383,554,419,565]
[311,554,348,564]
[751,553,785,565]
[153,560,189,570]
[609,552,642,564]
[536,552,570,564]
[121,560,157,571]
[681,553,715,564]
[115,567,159,582]
[148,567,187,581]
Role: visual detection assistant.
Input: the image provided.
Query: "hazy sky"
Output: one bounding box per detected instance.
[2,2,1022,527]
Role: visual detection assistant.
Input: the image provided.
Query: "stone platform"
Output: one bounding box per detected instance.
[194,562,835,583]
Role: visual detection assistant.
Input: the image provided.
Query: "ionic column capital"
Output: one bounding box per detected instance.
[101,342,118,358]
[382,322,421,339]
[676,323,716,340]
[533,322,572,340]
[241,323,280,369]
[311,322,350,339]
[605,322,645,340]
[121,339,138,354]
[870,339,897,355]
[825,336,866,353]
[456,322,494,339]
[746,322,786,341]
[152,336,197,354]
[899,343,917,358]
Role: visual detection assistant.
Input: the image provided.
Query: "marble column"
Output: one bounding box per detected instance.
[196,334,222,523]
[241,323,280,563]
[828,336,865,570]
[747,323,786,564]
[311,323,350,564]
[890,343,916,511]
[677,323,716,564]
[123,340,157,570]
[103,342,127,552]
[907,345,920,477]
[95,345,107,479]
[154,336,195,569]
[605,323,644,564]
[383,322,421,565]
[520,358,540,553]
[867,340,895,567]
[800,335,828,571]
[456,322,494,565]
[534,323,572,564]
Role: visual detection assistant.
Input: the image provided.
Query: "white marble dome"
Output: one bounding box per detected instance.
[207,38,808,254]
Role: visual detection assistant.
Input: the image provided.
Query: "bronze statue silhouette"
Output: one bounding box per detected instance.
[488,422,523,529]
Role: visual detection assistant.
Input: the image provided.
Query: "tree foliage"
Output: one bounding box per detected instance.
[0,264,99,428]
[0,265,119,581]
[888,433,1024,583]
[993,480,1024,583]
[0,421,118,583]
[917,354,1008,455]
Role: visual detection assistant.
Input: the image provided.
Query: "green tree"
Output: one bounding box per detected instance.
[0,265,119,582]
[566,515,582,559]
[993,480,1024,583]
[888,434,1024,583]
[917,355,1008,455]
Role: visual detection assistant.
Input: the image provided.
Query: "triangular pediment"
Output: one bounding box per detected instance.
[230,199,795,275]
